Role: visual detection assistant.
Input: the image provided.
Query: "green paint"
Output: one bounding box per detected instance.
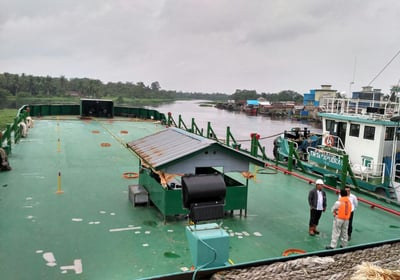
[143,220,158,227]
[1,116,399,280]
[164,251,180,258]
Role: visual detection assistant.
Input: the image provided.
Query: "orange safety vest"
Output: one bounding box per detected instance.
[337,197,351,220]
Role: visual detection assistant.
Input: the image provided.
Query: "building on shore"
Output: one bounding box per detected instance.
[303,84,338,107]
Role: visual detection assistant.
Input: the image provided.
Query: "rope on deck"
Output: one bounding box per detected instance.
[236,132,283,143]
[211,242,400,280]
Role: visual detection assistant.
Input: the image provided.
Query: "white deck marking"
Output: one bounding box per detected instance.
[180,267,189,272]
[43,252,57,266]
[72,218,83,222]
[109,226,141,232]
[21,173,41,176]
[60,259,82,274]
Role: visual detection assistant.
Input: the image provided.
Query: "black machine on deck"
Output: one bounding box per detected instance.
[182,174,226,224]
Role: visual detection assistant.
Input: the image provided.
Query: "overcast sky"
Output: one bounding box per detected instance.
[1,0,399,95]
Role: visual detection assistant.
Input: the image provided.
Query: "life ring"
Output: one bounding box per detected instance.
[123,172,139,179]
[282,248,306,256]
[324,135,334,147]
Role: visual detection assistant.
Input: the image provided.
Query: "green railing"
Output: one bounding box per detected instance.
[166,113,270,160]
[1,106,29,155]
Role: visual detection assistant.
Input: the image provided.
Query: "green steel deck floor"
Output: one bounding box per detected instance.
[1,117,399,280]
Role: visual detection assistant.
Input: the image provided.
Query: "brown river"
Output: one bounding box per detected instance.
[148,100,322,157]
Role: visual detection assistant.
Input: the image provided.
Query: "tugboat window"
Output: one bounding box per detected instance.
[385,127,395,141]
[325,120,335,134]
[363,126,375,140]
[349,124,360,137]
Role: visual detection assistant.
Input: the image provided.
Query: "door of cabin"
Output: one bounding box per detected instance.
[337,122,347,147]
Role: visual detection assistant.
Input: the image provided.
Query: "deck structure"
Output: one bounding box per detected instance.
[0,115,399,279]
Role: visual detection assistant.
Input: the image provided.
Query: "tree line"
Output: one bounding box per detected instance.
[0,72,303,107]
[229,89,303,103]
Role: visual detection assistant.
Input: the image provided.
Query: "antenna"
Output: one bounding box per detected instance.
[349,56,356,97]
[368,49,400,86]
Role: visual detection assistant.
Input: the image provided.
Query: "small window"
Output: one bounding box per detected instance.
[349,124,360,137]
[325,120,335,134]
[385,127,395,141]
[363,126,375,140]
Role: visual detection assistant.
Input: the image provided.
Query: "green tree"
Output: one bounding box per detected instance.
[4,73,20,96]
[231,89,259,102]
[151,81,160,92]
[391,85,400,93]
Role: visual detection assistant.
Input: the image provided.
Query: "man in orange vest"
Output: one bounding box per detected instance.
[326,189,351,249]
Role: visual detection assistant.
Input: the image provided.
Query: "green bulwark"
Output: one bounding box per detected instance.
[28,104,80,116]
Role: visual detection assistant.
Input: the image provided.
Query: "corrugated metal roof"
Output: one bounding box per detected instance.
[127,127,267,173]
[127,127,216,169]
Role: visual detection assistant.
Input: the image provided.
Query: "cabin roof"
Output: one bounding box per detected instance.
[319,112,397,126]
[127,127,265,173]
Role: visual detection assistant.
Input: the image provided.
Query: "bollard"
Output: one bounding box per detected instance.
[56,172,64,194]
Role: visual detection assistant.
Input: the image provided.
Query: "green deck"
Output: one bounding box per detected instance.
[1,117,399,280]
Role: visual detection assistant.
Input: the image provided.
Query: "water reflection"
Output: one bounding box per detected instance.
[148,100,322,157]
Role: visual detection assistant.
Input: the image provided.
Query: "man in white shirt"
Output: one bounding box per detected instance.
[308,179,327,236]
[344,187,358,240]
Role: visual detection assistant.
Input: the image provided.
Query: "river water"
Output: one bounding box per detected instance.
[148,100,322,157]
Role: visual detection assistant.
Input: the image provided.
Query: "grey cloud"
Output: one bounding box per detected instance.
[0,0,399,94]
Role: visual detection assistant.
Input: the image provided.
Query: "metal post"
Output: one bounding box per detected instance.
[341,154,349,189]
[288,141,294,171]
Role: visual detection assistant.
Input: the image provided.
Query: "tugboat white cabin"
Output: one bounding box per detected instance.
[318,97,400,201]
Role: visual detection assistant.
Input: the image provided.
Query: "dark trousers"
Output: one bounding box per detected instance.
[309,209,323,227]
[348,211,354,236]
